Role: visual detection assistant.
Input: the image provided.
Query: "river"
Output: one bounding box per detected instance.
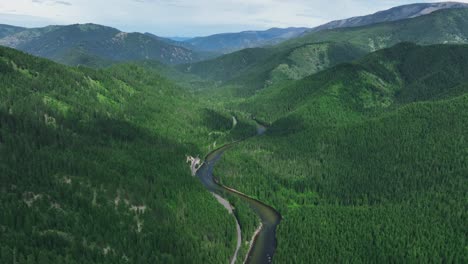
[194,123,281,264]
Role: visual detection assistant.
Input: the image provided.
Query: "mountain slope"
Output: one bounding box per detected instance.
[310,2,468,32]
[0,23,202,66]
[215,43,468,262]
[179,42,366,94]
[0,46,256,263]
[243,43,468,121]
[185,27,309,54]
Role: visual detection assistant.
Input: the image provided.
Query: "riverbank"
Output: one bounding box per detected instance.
[192,120,281,263]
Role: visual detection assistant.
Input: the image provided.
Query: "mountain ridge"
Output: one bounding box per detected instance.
[308,1,468,33]
[0,23,205,66]
[176,7,468,95]
[185,27,309,54]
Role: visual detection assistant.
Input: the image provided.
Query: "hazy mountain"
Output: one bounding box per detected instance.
[169,2,468,55]
[144,32,195,50]
[167,36,192,41]
[0,24,26,38]
[0,23,203,66]
[185,27,309,54]
[310,2,468,32]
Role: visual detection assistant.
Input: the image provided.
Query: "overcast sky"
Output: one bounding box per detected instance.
[0,0,466,37]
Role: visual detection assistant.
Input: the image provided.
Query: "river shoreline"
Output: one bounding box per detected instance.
[192,121,281,263]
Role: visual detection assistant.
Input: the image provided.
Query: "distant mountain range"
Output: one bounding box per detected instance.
[309,1,468,32]
[289,7,468,51]
[0,23,204,66]
[184,27,309,54]
[180,8,468,93]
[0,24,25,38]
[178,1,468,54]
[0,2,467,66]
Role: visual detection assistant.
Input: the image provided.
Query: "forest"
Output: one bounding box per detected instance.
[0,22,467,264]
[0,46,255,263]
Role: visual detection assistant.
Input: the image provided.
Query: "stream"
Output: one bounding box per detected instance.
[194,123,281,264]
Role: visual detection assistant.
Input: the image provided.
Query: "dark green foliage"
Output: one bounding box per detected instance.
[0,46,246,263]
[241,43,468,122]
[1,19,468,263]
[179,42,366,94]
[212,43,468,262]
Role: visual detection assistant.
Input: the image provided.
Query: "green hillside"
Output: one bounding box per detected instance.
[241,43,468,121]
[0,46,256,263]
[212,43,468,262]
[179,42,365,94]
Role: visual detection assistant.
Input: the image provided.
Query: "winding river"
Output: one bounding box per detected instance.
[194,123,282,264]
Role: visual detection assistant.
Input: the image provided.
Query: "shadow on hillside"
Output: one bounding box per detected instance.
[267,115,305,137]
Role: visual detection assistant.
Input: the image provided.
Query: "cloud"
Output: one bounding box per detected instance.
[32,0,72,6]
[54,1,72,5]
[3,0,468,36]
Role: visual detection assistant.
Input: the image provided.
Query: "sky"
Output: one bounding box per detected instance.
[0,0,467,37]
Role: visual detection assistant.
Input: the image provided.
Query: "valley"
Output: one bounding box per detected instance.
[0,2,467,263]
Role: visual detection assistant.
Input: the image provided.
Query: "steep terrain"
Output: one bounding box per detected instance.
[212,43,468,262]
[0,24,203,66]
[0,46,256,263]
[242,43,468,120]
[1,3,468,264]
[179,42,365,94]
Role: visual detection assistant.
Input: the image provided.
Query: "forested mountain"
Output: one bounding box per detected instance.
[0,23,204,66]
[0,46,255,263]
[0,24,25,38]
[215,43,468,262]
[309,2,468,32]
[176,2,468,54]
[179,8,468,94]
[242,43,468,120]
[288,8,468,51]
[185,27,309,54]
[178,42,366,94]
[1,2,468,264]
